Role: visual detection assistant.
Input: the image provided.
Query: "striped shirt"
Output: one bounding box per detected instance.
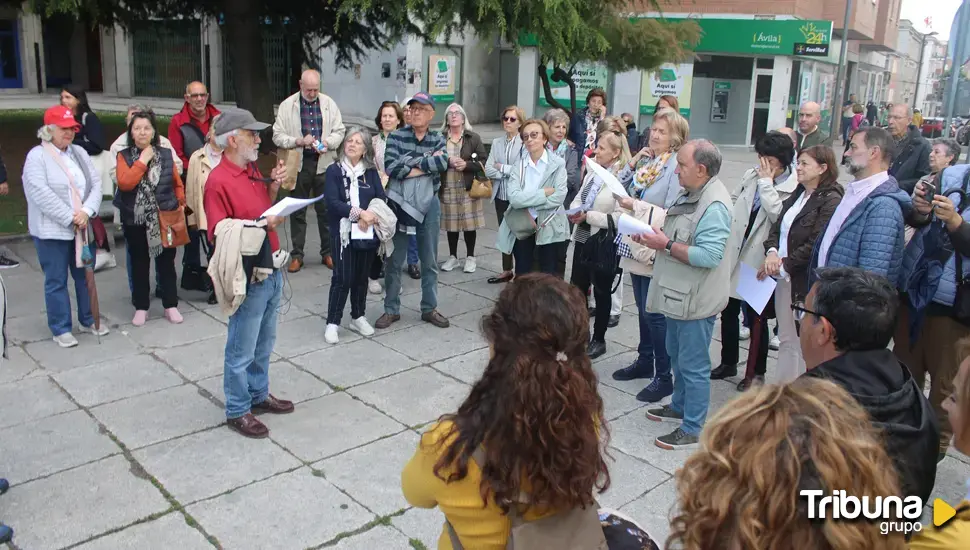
[383,126,449,186]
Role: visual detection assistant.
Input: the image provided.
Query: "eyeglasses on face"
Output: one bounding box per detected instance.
[521,131,544,142]
[791,302,822,322]
[503,116,518,122]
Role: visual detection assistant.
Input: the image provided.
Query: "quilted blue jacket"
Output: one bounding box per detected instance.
[809,176,912,287]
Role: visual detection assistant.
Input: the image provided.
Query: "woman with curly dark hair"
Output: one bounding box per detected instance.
[667,378,907,550]
[402,274,657,549]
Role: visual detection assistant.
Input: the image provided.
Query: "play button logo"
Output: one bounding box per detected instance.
[933,498,957,527]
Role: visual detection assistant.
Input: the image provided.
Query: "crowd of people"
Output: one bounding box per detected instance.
[4,72,970,548]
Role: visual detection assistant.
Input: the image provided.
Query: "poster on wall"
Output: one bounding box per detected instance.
[429,55,457,103]
[639,63,693,117]
[799,70,813,105]
[537,62,609,108]
[711,81,731,123]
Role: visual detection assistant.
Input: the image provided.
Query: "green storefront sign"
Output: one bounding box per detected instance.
[638,17,832,56]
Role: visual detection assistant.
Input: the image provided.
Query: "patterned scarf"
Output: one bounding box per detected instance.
[584,109,602,152]
[548,140,570,159]
[631,150,673,194]
[131,147,163,258]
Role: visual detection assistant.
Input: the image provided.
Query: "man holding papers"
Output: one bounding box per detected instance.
[204,108,294,439]
[634,139,736,450]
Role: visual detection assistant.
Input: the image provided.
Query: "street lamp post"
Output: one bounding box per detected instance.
[829,0,853,141]
[913,31,939,111]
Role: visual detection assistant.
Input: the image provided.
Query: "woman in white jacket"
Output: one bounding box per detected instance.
[568,131,629,359]
[484,105,525,284]
[23,106,108,348]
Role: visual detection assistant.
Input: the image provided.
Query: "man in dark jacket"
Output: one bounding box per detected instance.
[169,81,221,291]
[798,267,939,505]
[887,103,931,193]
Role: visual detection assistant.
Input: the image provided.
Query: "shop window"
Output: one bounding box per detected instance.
[693,56,753,80]
[756,58,774,69]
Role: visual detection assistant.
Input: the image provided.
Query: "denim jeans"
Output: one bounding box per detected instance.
[126,245,163,295]
[631,275,670,379]
[666,315,716,436]
[33,237,95,336]
[224,270,282,418]
[385,199,439,315]
[407,235,419,266]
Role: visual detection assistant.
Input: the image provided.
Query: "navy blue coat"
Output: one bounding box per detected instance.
[324,162,387,245]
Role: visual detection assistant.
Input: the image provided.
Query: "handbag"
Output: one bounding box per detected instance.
[159,206,191,248]
[580,213,622,292]
[468,160,493,199]
[505,161,537,239]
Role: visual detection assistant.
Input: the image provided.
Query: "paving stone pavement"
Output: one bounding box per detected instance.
[0,148,966,549]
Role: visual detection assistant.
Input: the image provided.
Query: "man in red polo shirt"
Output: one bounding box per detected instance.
[204,108,291,439]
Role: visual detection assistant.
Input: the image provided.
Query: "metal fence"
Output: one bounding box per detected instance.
[131,20,203,98]
[221,27,294,104]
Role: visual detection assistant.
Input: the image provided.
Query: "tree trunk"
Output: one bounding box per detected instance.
[536,62,577,116]
[222,0,274,125]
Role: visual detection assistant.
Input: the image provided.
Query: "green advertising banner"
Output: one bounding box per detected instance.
[636,17,833,56]
[537,62,609,108]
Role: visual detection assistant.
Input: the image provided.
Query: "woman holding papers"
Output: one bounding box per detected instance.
[711,131,798,391]
[608,107,689,403]
[568,131,629,359]
[760,145,843,383]
[323,126,386,344]
[494,119,569,277]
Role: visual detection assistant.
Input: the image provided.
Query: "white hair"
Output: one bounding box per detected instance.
[440,103,473,132]
[37,124,59,142]
[214,130,238,149]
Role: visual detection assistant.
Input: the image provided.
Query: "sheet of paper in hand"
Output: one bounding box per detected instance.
[586,159,629,198]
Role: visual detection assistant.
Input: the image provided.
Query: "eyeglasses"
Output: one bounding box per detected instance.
[521,131,543,142]
[791,302,822,322]
[187,93,208,99]
[503,116,518,123]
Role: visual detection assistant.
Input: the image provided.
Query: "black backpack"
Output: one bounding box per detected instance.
[579,214,622,293]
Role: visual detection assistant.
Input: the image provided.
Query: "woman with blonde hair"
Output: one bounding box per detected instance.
[569,131,629,359]
[668,378,907,550]
[484,104,526,284]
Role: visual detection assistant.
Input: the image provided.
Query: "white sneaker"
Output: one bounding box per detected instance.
[325,324,339,344]
[82,324,110,337]
[352,317,375,336]
[368,279,383,294]
[769,335,780,351]
[463,256,477,273]
[441,256,460,272]
[739,327,751,340]
[53,332,79,348]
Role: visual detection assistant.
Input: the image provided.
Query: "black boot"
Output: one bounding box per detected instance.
[587,339,607,359]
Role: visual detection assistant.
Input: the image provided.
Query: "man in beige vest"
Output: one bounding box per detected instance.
[633,139,737,450]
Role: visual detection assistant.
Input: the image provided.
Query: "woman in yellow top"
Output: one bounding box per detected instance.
[910,342,970,549]
[401,273,617,549]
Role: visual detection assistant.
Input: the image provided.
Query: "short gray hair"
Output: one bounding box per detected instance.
[891,103,913,118]
[37,124,58,142]
[543,108,571,131]
[932,138,961,165]
[214,130,237,149]
[127,103,151,114]
[338,125,375,169]
[690,139,722,177]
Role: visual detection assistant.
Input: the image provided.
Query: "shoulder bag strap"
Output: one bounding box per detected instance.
[444,446,490,550]
[42,142,83,213]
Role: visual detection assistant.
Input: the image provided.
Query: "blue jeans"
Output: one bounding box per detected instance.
[126,245,163,295]
[666,315,716,436]
[224,270,282,418]
[33,237,94,336]
[385,199,439,315]
[631,275,670,379]
[407,235,419,266]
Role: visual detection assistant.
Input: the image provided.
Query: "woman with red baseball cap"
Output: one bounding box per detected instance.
[21,105,107,348]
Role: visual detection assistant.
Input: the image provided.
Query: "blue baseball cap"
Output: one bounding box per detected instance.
[407,92,436,109]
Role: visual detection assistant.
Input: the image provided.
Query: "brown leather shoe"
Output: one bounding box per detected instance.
[252,394,295,415]
[227,413,269,438]
[288,257,304,273]
[374,313,400,329]
[421,309,450,328]
[323,255,334,270]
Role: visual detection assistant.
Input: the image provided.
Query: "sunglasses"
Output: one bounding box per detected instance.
[521,131,544,142]
[503,116,518,123]
[187,93,208,99]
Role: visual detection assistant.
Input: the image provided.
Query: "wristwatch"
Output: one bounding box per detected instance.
[664,239,674,256]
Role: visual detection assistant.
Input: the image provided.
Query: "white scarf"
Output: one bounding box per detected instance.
[338,158,367,254]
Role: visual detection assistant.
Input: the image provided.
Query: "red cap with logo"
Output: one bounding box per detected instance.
[43,105,81,131]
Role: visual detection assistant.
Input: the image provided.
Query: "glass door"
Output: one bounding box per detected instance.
[750,72,772,145]
[0,19,23,89]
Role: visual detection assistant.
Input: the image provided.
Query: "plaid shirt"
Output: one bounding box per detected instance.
[383,126,449,185]
[300,95,324,150]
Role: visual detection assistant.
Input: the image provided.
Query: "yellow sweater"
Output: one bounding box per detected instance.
[909,501,970,549]
[401,421,553,550]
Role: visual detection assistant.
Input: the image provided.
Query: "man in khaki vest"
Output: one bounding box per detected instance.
[633,139,737,450]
